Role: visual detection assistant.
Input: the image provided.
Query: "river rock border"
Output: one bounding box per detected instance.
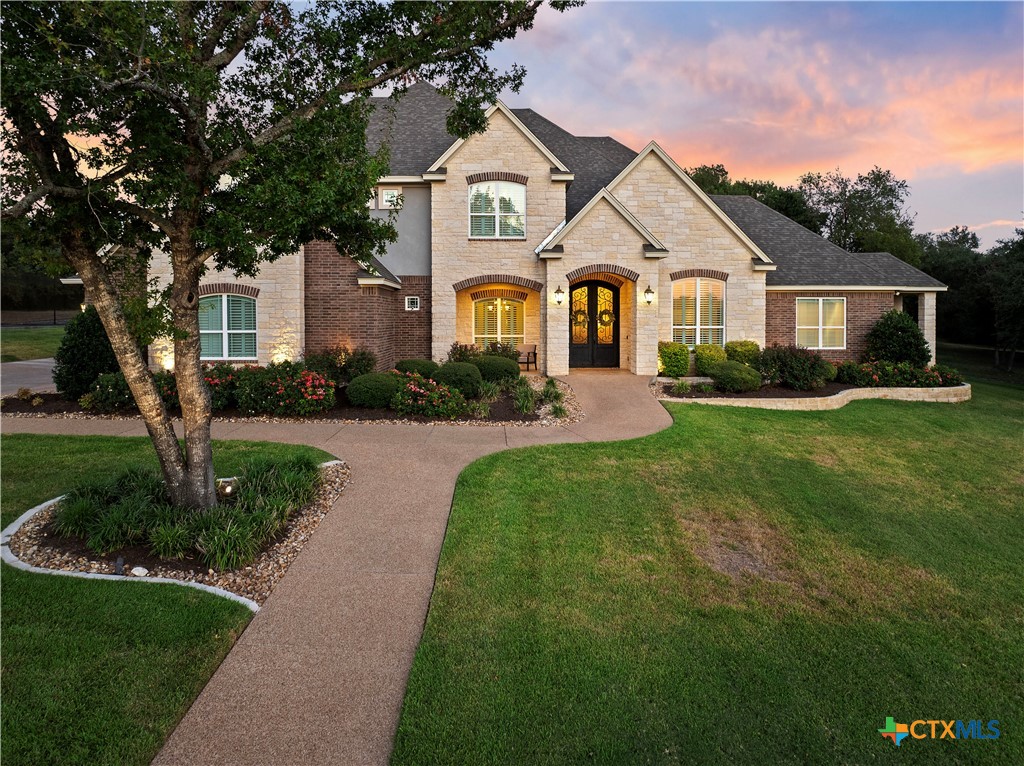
[655,381,972,410]
[0,460,351,612]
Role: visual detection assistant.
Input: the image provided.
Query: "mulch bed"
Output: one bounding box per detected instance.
[659,382,858,399]
[7,463,350,606]
[1,377,583,426]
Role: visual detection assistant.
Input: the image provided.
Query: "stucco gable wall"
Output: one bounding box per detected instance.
[610,152,766,346]
[430,108,567,360]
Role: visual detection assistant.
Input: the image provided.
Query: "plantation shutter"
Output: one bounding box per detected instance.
[706,280,724,346]
[198,296,223,358]
[226,296,257,358]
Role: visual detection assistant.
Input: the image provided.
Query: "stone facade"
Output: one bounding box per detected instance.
[429,108,566,362]
[148,251,304,369]
[765,290,895,363]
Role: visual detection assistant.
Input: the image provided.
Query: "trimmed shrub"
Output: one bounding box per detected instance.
[835,361,867,386]
[694,344,727,375]
[234,362,334,416]
[153,370,179,409]
[481,340,519,360]
[724,340,761,367]
[435,361,483,399]
[395,358,440,378]
[471,354,520,383]
[342,347,377,381]
[304,346,377,385]
[53,306,120,400]
[836,360,964,388]
[390,372,467,419]
[709,360,762,393]
[932,364,965,387]
[864,310,931,366]
[90,372,135,413]
[759,345,836,391]
[203,362,240,411]
[346,372,403,409]
[446,342,479,363]
[658,341,691,377]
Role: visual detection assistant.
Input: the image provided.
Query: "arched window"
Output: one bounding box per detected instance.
[469,181,526,238]
[672,278,725,347]
[198,295,257,359]
[473,297,524,349]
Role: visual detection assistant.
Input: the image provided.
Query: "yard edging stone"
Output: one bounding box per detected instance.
[656,382,972,410]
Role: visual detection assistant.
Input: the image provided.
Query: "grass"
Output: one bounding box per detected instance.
[392,381,1024,765]
[0,325,65,362]
[1,434,334,766]
[938,340,1022,388]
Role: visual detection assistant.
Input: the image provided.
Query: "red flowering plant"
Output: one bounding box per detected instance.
[390,371,467,419]
[234,362,335,416]
[836,359,963,388]
[202,362,241,411]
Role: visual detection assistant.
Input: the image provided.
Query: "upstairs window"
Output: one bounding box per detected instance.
[473,297,524,349]
[469,181,525,239]
[672,278,725,346]
[198,295,257,360]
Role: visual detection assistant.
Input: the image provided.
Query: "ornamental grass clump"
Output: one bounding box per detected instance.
[52,456,321,570]
[391,372,467,419]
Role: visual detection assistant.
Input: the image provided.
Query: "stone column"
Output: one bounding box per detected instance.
[431,283,456,362]
[543,260,569,375]
[921,292,938,364]
[893,293,904,312]
[633,266,660,375]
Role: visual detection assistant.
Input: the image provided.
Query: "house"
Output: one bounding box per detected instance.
[148,82,946,375]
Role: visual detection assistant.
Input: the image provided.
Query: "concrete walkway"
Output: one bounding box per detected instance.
[1,371,671,766]
[1,358,56,397]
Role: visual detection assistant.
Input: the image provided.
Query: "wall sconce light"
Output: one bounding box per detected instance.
[80,302,88,312]
[554,286,565,305]
[644,285,655,305]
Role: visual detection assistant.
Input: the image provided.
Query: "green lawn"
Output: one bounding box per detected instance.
[392,382,1024,765]
[1,434,334,766]
[0,325,65,362]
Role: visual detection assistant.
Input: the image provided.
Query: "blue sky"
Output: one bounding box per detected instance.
[488,1,1023,248]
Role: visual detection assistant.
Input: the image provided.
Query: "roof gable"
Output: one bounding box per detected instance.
[607,142,773,265]
[427,101,571,173]
[542,189,666,254]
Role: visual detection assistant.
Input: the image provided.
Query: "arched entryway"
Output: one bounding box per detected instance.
[569,280,620,367]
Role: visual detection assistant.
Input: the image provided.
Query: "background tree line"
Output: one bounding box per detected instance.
[687,163,1023,368]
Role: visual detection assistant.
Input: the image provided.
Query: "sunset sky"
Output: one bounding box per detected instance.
[489,1,1023,248]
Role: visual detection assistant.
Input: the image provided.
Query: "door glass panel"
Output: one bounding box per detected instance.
[596,286,614,345]
[571,286,588,344]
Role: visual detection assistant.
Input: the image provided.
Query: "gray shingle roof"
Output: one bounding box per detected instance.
[367,82,459,176]
[365,83,637,221]
[710,195,945,289]
[357,256,400,284]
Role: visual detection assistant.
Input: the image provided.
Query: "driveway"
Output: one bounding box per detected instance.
[1,358,56,397]
[1,370,672,765]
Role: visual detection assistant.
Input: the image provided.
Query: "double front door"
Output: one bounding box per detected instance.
[568,280,620,368]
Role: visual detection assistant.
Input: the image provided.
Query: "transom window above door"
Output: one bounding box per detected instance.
[469,181,525,239]
[672,277,725,346]
[473,297,524,349]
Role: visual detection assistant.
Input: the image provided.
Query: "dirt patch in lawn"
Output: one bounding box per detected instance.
[680,512,791,584]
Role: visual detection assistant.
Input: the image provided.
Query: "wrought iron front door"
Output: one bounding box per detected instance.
[568,280,620,367]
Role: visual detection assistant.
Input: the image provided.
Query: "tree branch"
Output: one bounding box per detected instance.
[205,1,269,70]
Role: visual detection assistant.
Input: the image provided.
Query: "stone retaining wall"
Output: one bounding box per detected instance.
[659,383,972,411]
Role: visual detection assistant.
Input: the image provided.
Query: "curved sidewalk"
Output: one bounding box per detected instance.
[2,371,671,766]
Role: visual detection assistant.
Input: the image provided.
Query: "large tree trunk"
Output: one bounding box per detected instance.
[63,232,201,505]
[169,240,217,508]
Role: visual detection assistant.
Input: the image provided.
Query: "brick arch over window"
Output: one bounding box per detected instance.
[669,269,729,282]
[470,288,530,302]
[452,274,543,293]
[466,171,529,186]
[197,283,260,298]
[566,263,640,285]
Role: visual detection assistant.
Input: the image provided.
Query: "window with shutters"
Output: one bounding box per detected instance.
[473,297,524,349]
[468,181,525,238]
[671,278,725,347]
[796,297,846,349]
[198,295,257,360]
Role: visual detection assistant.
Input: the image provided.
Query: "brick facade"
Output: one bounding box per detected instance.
[303,241,432,370]
[766,290,895,362]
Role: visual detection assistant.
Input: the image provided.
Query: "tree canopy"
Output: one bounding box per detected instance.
[1,0,577,507]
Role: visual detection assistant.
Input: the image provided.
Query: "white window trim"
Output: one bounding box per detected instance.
[405,296,421,311]
[796,297,847,350]
[379,187,402,209]
[467,181,527,240]
[671,277,726,347]
[199,295,258,361]
[472,297,526,347]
